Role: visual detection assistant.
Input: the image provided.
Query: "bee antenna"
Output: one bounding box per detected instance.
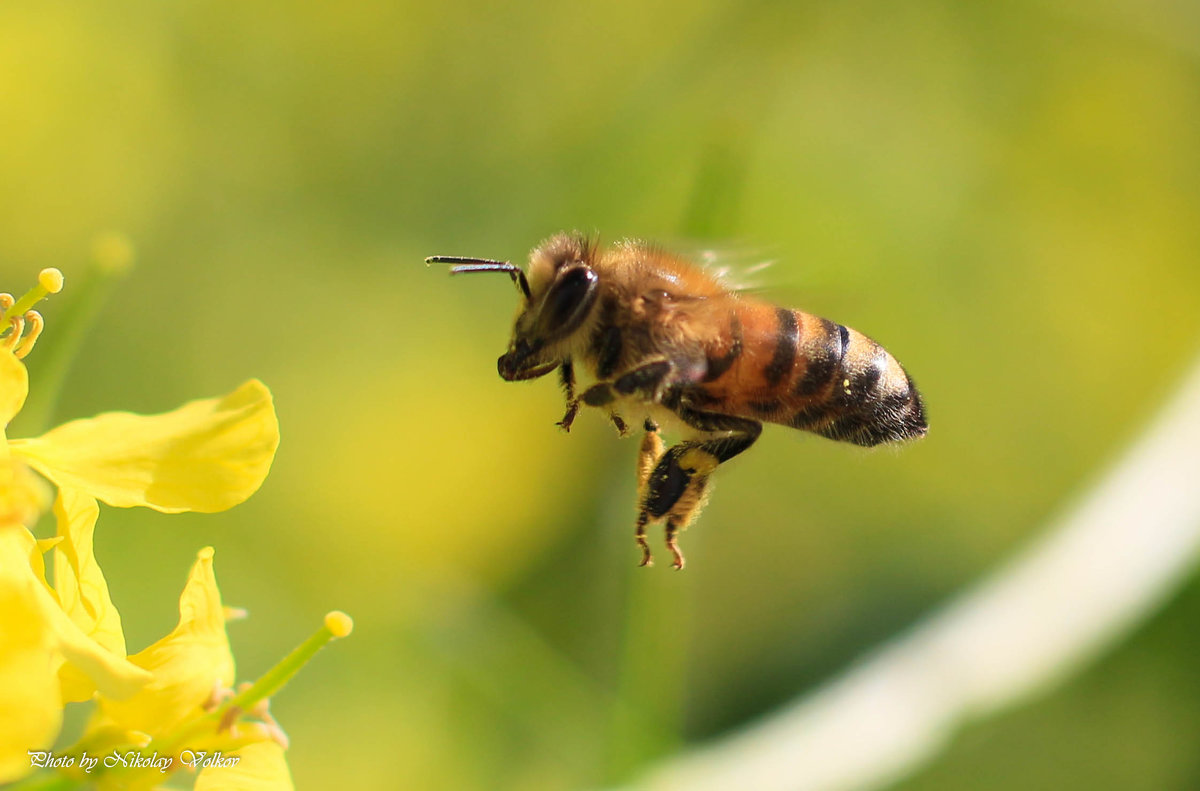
[425,256,532,301]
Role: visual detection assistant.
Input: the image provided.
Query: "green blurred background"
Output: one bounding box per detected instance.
[4,0,1200,788]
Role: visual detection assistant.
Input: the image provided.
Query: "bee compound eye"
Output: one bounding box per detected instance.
[538,266,598,336]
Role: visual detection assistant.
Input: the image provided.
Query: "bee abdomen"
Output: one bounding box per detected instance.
[784,315,926,447]
[692,304,926,447]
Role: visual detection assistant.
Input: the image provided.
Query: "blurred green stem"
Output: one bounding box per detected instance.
[604,568,692,781]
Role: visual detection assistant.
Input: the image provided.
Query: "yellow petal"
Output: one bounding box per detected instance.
[0,347,27,428]
[193,741,294,791]
[11,380,279,513]
[0,528,150,702]
[0,348,28,497]
[100,547,235,737]
[0,459,51,530]
[0,526,62,784]
[53,488,128,702]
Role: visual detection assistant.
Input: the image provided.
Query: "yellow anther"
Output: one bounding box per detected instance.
[38,268,64,294]
[13,311,44,359]
[324,610,354,638]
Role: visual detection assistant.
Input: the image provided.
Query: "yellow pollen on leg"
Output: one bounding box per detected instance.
[679,448,719,475]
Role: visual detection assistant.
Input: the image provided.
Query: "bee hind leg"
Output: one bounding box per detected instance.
[635,511,653,567]
[638,413,762,569]
[640,446,716,570]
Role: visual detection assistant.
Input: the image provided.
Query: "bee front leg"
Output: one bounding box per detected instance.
[556,359,580,432]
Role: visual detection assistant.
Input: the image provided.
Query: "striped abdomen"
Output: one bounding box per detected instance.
[692,303,927,447]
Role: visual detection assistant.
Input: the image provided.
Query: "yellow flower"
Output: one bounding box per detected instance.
[0,270,341,791]
[77,548,346,791]
[0,327,280,782]
[4,533,349,789]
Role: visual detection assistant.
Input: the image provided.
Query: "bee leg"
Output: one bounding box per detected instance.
[609,413,630,436]
[558,401,580,432]
[635,511,653,567]
[614,360,673,398]
[639,445,716,570]
[556,359,579,432]
[640,412,762,569]
[666,517,688,570]
[581,359,675,407]
[633,422,664,566]
[637,420,664,490]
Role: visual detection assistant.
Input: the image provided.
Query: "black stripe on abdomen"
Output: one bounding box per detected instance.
[819,361,928,446]
[793,319,847,396]
[763,308,799,386]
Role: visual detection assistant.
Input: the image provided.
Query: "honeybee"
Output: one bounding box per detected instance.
[428,233,926,569]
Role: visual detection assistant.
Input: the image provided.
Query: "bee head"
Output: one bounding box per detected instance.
[427,233,600,382]
[499,235,598,380]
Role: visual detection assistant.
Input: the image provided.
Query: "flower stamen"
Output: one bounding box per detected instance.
[13,311,44,359]
[216,703,243,735]
[203,680,236,712]
[6,268,64,317]
[249,697,290,749]
[2,268,64,359]
[3,313,25,352]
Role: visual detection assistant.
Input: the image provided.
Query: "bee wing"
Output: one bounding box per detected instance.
[655,239,778,293]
